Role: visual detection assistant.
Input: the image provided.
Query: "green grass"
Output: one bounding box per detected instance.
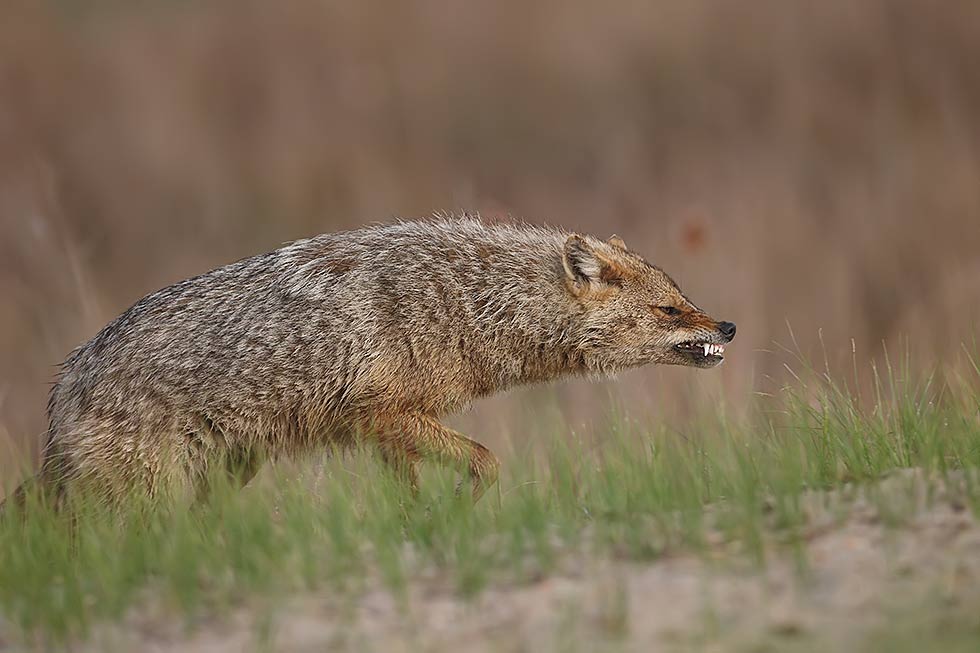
[1,350,979,649]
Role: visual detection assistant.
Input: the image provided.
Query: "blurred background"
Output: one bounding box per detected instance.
[2,0,979,476]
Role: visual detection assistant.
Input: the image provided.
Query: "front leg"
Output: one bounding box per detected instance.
[368,413,500,501]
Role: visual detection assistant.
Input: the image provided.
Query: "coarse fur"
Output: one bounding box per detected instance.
[15,214,736,506]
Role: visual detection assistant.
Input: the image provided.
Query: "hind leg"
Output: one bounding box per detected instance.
[189,446,265,505]
[226,447,265,489]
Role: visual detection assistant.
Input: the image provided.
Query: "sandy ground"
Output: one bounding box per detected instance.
[10,473,980,653]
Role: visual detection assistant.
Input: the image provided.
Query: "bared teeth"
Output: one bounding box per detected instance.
[699,343,726,356]
[681,342,727,357]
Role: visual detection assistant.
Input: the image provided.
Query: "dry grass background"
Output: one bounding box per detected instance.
[1,0,979,479]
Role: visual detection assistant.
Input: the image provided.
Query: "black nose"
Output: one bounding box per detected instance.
[718,321,736,341]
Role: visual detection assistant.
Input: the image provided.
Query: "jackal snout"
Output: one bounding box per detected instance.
[664,312,736,368]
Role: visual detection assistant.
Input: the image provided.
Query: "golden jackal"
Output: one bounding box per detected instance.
[21,216,735,505]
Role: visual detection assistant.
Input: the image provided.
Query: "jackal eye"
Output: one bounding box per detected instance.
[655,306,681,317]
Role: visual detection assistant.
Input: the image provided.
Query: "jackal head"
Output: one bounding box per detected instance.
[562,233,736,372]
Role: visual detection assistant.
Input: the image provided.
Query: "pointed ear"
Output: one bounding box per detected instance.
[607,234,627,250]
[562,235,624,292]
